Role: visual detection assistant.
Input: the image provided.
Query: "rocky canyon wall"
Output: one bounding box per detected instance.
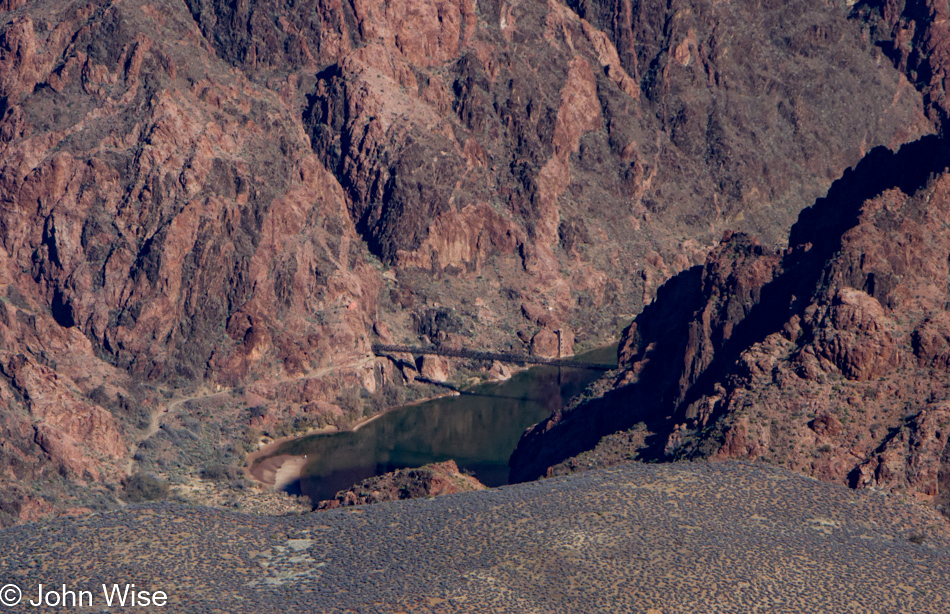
[511,135,950,517]
[0,0,938,522]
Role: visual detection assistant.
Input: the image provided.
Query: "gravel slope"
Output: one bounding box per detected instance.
[1,461,948,613]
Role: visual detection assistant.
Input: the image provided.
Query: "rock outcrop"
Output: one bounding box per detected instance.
[512,135,950,517]
[0,0,382,523]
[855,0,950,124]
[316,460,485,509]
[299,0,932,352]
[0,0,940,523]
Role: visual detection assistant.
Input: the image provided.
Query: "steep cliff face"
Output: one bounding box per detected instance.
[512,135,950,515]
[0,0,382,523]
[567,0,935,240]
[299,0,932,348]
[1,1,382,385]
[854,0,950,125]
[0,0,938,523]
[175,0,933,347]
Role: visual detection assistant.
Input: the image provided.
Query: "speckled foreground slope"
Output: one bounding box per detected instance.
[2,461,949,613]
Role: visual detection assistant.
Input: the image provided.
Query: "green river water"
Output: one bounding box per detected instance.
[270,344,617,502]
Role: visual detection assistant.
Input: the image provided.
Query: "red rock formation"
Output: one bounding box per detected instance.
[316,460,485,509]
[853,406,950,500]
[530,329,560,359]
[512,136,950,516]
[419,355,450,383]
[0,0,382,523]
[855,0,950,123]
[301,0,930,348]
[0,0,939,523]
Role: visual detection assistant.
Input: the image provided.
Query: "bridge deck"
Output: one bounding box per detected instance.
[371,344,616,370]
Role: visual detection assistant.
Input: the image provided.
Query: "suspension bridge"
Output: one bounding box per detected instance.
[371,344,616,370]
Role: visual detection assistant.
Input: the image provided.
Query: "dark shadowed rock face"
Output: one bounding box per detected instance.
[512,135,950,516]
[566,0,935,240]
[854,0,950,125]
[0,0,938,523]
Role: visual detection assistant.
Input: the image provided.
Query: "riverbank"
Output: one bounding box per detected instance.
[245,389,462,488]
[244,428,332,487]
[246,344,617,497]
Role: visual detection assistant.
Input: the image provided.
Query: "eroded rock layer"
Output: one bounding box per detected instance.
[0,0,381,523]
[512,135,950,517]
[0,0,938,522]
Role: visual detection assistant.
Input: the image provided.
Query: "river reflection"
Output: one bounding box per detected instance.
[271,345,617,503]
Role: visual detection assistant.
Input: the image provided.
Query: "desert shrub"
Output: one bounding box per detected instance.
[139,437,162,451]
[242,428,263,453]
[337,387,362,414]
[412,308,462,338]
[123,473,169,502]
[249,406,267,420]
[0,511,15,529]
[293,414,329,431]
[87,387,151,430]
[201,464,241,481]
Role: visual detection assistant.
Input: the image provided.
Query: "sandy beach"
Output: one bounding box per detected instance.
[245,390,461,488]
[250,454,308,488]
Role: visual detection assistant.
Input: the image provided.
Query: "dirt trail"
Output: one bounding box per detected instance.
[126,354,379,476]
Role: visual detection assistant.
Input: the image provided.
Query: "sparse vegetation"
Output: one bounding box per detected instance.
[123,473,170,502]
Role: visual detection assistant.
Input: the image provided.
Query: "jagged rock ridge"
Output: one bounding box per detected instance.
[511,134,950,516]
[0,0,937,522]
